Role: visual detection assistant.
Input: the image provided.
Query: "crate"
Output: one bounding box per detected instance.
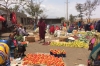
[25,36,35,42]
[59,37,68,41]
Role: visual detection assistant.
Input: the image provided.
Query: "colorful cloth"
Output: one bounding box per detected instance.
[90,25,94,30]
[50,26,55,34]
[0,43,10,66]
[63,23,66,27]
[88,38,96,51]
[55,26,60,30]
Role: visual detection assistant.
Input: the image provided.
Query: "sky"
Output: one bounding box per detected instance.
[40,0,100,18]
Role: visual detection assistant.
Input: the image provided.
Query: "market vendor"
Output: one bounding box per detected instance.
[50,25,55,34]
[15,31,26,56]
[0,42,10,66]
[88,34,100,66]
[55,26,60,30]
[88,34,97,51]
[8,31,17,47]
[67,25,74,33]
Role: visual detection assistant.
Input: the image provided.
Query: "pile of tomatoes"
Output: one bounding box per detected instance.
[23,53,65,66]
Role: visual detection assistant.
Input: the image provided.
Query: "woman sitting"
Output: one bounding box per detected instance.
[88,34,97,51]
[15,31,26,57]
[88,33,100,66]
[50,25,55,34]
[22,27,29,36]
[67,25,74,33]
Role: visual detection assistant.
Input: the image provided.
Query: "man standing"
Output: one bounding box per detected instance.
[38,18,46,43]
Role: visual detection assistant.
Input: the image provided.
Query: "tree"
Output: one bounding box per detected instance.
[25,0,43,18]
[9,5,19,12]
[69,14,76,23]
[84,0,100,22]
[60,17,65,20]
[9,4,25,13]
[0,0,27,21]
[76,3,85,22]
[40,14,48,19]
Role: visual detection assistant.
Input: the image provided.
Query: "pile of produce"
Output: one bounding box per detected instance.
[50,40,89,48]
[75,31,94,43]
[50,49,66,57]
[23,53,65,66]
[78,36,89,43]
[86,31,93,36]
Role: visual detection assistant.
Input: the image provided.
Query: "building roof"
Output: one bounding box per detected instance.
[16,12,27,18]
[0,7,27,17]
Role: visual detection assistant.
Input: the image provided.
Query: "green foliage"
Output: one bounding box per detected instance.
[9,5,19,12]
[25,1,43,18]
[69,14,76,23]
[60,17,65,20]
[76,3,84,21]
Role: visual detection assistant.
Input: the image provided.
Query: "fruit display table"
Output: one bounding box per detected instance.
[50,40,89,48]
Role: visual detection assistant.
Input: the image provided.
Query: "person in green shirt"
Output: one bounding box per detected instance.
[15,31,26,57]
[15,31,23,42]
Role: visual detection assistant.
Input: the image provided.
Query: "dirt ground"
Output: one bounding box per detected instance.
[1,30,90,66]
[26,39,90,66]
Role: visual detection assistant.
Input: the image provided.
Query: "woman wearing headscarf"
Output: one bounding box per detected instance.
[88,33,100,66]
[38,18,46,43]
[0,42,10,66]
[67,24,74,33]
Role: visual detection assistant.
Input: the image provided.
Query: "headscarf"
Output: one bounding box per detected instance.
[93,33,100,46]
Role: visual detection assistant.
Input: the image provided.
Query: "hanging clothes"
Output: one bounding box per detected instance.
[11,12,17,24]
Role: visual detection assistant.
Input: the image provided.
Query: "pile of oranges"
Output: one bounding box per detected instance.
[23,53,65,66]
[50,49,66,57]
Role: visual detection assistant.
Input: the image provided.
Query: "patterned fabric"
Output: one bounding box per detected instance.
[0,43,10,66]
[0,51,5,64]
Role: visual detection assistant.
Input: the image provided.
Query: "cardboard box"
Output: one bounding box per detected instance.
[59,37,68,42]
[25,36,35,42]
